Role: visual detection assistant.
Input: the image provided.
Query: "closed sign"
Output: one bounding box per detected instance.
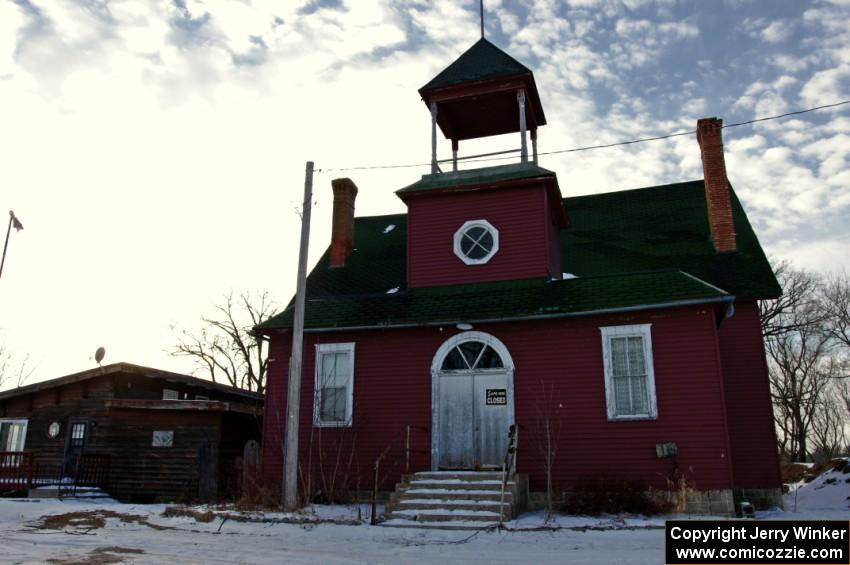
[486,389,507,405]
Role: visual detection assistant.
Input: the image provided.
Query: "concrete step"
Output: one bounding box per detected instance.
[397,499,509,513]
[405,480,513,491]
[412,471,503,481]
[380,518,499,531]
[396,489,513,501]
[387,508,503,523]
[381,471,525,530]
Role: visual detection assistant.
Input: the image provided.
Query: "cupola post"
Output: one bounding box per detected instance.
[451,139,459,171]
[430,101,439,174]
[518,89,528,163]
[531,129,538,164]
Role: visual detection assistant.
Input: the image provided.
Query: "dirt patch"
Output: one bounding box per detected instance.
[46,546,145,565]
[161,506,216,523]
[34,510,171,532]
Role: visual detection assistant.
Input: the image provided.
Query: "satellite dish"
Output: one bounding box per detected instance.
[95,347,105,366]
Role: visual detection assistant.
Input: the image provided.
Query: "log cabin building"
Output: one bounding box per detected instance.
[0,362,262,502]
[256,38,783,518]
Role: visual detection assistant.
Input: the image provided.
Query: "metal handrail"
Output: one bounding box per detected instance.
[498,424,518,525]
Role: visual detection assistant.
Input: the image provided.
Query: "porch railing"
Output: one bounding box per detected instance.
[498,424,518,525]
[0,452,111,495]
[0,452,34,491]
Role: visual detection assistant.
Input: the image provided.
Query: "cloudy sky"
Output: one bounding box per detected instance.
[1,0,848,386]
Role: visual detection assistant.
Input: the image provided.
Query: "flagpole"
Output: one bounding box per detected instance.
[0,211,23,281]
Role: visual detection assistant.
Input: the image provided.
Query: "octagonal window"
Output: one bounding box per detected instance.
[453,220,499,265]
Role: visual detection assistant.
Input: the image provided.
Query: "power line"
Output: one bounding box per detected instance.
[316,99,850,174]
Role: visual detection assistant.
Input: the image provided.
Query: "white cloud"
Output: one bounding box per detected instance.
[1,0,849,384]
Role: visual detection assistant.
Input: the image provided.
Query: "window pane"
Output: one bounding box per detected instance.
[2,422,28,452]
[441,349,468,371]
[476,345,504,369]
[320,387,347,422]
[458,342,484,368]
[611,338,629,377]
[630,376,648,414]
[614,376,632,415]
[627,337,646,375]
[460,227,493,259]
[321,352,350,388]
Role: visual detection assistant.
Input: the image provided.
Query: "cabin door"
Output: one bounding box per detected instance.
[63,420,88,477]
[433,332,514,470]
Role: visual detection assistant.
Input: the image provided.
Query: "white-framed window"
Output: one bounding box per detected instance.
[0,419,28,452]
[453,219,499,265]
[152,430,174,447]
[600,324,658,421]
[162,389,179,400]
[313,343,355,427]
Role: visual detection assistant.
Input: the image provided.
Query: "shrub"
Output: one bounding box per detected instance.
[560,476,672,516]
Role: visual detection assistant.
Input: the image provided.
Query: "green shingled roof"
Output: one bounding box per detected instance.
[420,38,532,92]
[397,162,558,195]
[260,271,730,331]
[256,173,779,333]
[559,181,780,299]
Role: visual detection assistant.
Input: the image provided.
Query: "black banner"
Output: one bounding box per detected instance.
[665,520,849,564]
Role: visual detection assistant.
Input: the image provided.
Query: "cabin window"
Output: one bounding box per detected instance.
[313,343,355,427]
[152,430,174,447]
[600,324,658,421]
[195,395,209,401]
[453,219,499,265]
[162,389,179,400]
[0,419,28,452]
[69,422,87,449]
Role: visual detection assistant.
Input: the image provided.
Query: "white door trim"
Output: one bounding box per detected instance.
[430,331,515,470]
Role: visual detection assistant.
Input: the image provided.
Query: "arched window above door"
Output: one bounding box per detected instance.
[441,341,504,371]
[432,331,515,373]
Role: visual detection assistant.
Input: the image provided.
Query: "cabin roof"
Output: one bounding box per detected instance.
[256,177,779,333]
[0,362,264,402]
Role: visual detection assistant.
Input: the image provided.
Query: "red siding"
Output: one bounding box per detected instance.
[406,186,554,288]
[262,305,737,494]
[544,188,562,278]
[718,301,782,489]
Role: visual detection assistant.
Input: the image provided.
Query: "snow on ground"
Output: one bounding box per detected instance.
[777,457,850,516]
[1,468,847,565]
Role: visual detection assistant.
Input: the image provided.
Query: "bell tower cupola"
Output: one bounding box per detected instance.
[419,38,547,173]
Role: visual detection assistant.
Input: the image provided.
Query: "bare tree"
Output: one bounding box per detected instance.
[760,260,826,340]
[822,272,850,350]
[0,343,32,390]
[766,302,835,462]
[171,291,277,393]
[761,263,850,462]
[534,380,563,517]
[809,380,848,463]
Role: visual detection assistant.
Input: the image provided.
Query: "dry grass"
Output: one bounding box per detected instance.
[161,506,216,523]
[35,510,171,532]
[45,547,145,565]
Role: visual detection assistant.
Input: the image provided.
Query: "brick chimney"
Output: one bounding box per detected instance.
[696,117,737,253]
[329,178,358,268]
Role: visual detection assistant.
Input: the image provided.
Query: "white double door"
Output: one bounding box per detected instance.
[438,369,512,469]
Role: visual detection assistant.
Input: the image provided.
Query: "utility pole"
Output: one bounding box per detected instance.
[282,161,313,511]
